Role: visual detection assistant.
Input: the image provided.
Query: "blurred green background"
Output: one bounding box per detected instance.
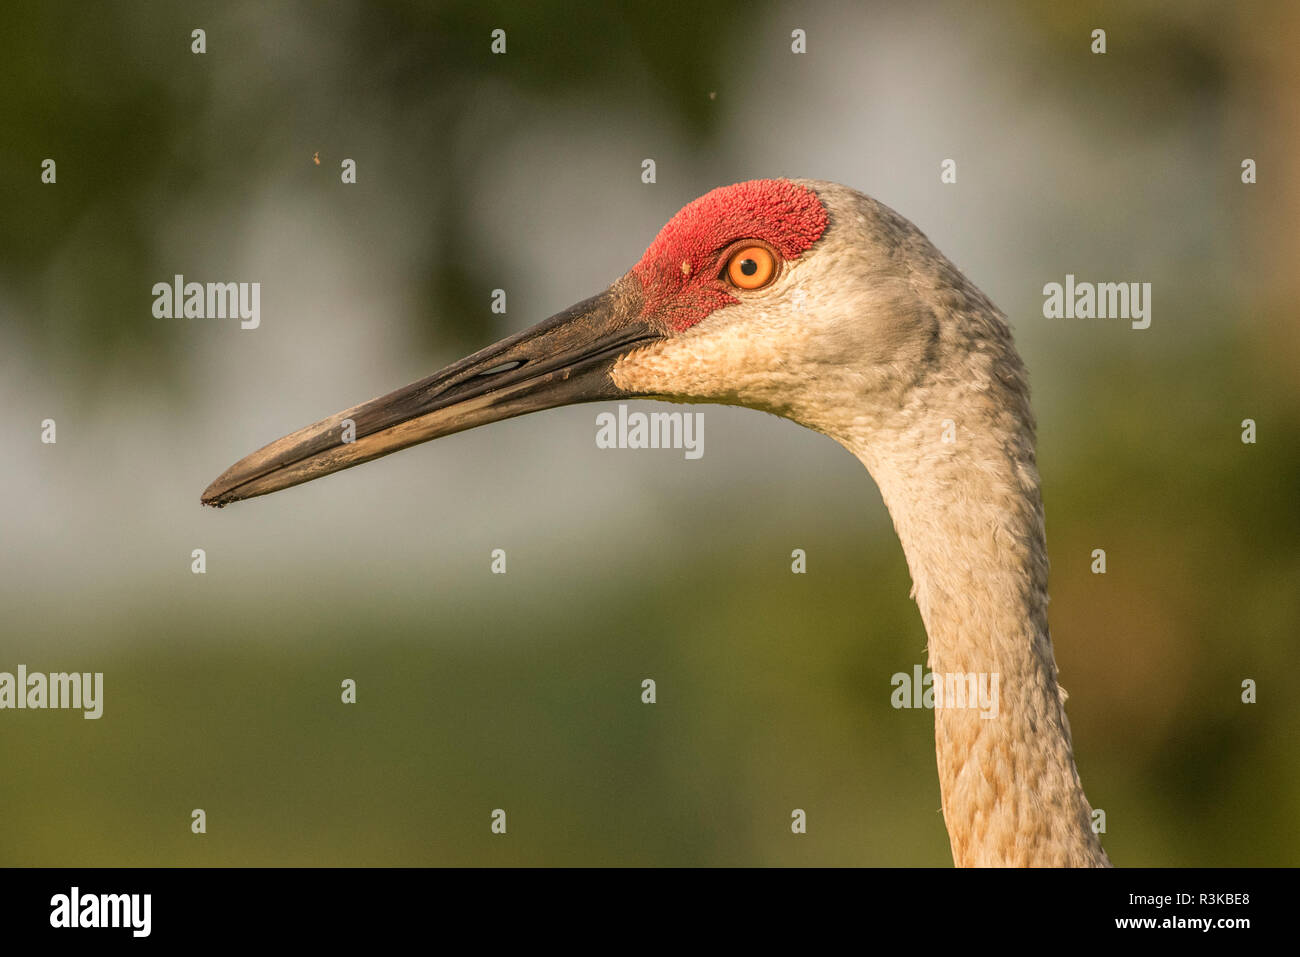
[1,0,1297,865]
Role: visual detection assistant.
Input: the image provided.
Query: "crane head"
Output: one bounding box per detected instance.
[202,178,949,506]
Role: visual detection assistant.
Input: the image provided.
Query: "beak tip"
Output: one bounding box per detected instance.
[201,471,241,508]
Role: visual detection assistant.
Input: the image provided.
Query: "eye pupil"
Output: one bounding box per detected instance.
[740,259,758,276]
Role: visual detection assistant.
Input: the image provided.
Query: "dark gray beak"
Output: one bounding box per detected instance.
[201,278,660,507]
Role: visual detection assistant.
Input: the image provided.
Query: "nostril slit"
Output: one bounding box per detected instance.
[476,359,525,378]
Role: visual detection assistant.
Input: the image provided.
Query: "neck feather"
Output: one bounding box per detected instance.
[836,347,1109,866]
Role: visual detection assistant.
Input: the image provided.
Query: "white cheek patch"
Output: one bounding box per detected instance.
[611,301,797,403]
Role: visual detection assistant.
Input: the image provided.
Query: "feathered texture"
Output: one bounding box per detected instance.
[614,179,1110,866]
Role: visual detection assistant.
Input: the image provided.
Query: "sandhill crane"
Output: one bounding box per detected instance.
[203,179,1111,867]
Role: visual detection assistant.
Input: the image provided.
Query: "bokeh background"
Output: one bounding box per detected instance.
[1,0,1297,866]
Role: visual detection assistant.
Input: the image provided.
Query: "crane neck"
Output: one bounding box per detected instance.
[838,374,1110,867]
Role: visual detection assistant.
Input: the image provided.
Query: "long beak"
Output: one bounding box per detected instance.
[201,278,660,507]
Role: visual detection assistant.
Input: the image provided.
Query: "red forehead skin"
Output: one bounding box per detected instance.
[631,179,829,332]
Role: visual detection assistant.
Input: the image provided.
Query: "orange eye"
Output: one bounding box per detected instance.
[725,245,777,290]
